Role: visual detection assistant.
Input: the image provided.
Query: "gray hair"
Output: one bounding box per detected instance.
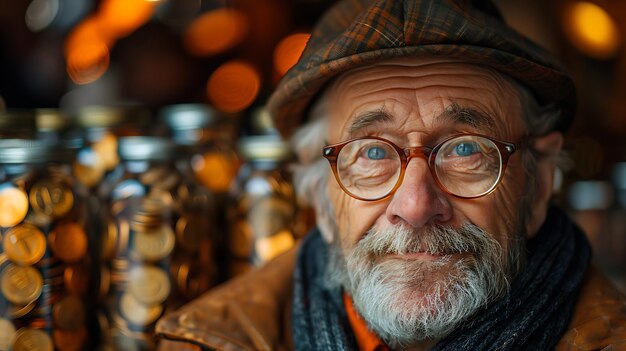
[289,75,565,241]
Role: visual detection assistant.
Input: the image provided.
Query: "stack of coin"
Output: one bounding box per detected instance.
[0,139,93,351]
[99,137,217,351]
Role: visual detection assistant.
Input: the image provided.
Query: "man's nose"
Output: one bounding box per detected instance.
[385,159,452,228]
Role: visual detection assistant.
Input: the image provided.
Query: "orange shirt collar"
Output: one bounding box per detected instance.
[343,293,390,351]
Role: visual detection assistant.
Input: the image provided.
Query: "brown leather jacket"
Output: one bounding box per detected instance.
[156,247,626,351]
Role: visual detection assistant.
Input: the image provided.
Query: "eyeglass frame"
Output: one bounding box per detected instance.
[322,133,522,201]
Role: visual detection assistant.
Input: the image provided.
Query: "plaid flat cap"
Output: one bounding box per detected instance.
[267,0,576,137]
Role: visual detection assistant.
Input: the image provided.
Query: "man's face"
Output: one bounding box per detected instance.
[324,58,531,346]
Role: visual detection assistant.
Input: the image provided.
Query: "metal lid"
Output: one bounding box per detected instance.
[238,135,291,161]
[118,137,178,161]
[160,104,218,130]
[0,139,76,164]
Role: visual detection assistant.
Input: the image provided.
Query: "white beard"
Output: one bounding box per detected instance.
[326,223,523,348]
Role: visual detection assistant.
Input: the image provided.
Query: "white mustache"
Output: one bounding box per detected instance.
[357,223,497,257]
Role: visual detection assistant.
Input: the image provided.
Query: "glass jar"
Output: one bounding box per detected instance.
[228,135,297,276]
[0,139,93,351]
[98,137,217,351]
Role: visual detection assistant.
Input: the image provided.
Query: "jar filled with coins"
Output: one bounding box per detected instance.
[228,135,297,276]
[100,137,217,350]
[0,139,93,351]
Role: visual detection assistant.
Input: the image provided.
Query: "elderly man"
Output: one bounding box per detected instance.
[157,0,626,349]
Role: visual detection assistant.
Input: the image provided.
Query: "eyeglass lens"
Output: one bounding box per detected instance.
[335,135,503,199]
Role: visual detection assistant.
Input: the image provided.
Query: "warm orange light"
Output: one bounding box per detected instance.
[207,61,261,113]
[64,16,112,85]
[564,2,621,59]
[66,41,110,85]
[184,8,248,57]
[273,33,310,76]
[98,0,159,39]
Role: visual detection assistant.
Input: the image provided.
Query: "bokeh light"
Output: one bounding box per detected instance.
[64,16,112,84]
[273,33,310,76]
[563,1,621,59]
[184,8,248,57]
[25,0,60,32]
[97,0,159,39]
[207,60,261,113]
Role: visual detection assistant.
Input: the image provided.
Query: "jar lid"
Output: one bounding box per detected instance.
[160,104,218,130]
[118,137,178,161]
[238,135,291,161]
[0,139,76,164]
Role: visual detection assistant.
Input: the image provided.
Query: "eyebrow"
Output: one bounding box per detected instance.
[348,109,394,136]
[436,103,496,130]
[347,103,496,136]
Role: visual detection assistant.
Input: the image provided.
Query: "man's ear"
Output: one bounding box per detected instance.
[526,131,564,238]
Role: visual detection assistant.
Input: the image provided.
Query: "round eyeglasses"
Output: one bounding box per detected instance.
[322,134,519,201]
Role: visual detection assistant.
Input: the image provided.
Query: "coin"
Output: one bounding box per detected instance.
[0,264,43,306]
[119,293,163,327]
[139,167,168,186]
[0,318,16,351]
[9,300,36,319]
[133,225,175,262]
[13,328,53,351]
[3,224,46,266]
[254,229,295,263]
[52,327,87,351]
[102,220,118,261]
[29,179,74,218]
[128,265,171,305]
[52,295,86,330]
[73,147,106,188]
[98,265,111,300]
[48,222,87,263]
[0,186,29,227]
[175,216,206,253]
[153,172,180,191]
[64,264,89,295]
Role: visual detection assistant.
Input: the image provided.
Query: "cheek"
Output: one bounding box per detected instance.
[455,170,527,250]
[328,179,384,249]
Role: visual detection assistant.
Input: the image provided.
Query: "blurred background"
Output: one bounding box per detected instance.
[0,0,625,291]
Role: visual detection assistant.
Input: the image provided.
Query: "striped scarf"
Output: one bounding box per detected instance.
[291,205,591,350]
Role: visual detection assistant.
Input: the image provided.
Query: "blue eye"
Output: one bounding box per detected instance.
[454,142,479,156]
[367,146,387,160]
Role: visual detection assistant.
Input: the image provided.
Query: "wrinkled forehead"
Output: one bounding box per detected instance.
[322,56,526,140]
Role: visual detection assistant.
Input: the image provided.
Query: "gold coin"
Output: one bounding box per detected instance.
[52,327,87,351]
[64,264,89,295]
[0,186,29,227]
[254,229,295,263]
[153,172,179,191]
[73,156,105,188]
[13,328,53,351]
[48,222,87,263]
[0,318,16,351]
[29,179,74,218]
[52,295,86,330]
[133,225,175,262]
[98,266,111,300]
[9,300,36,319]
[128,265,171,305]
[0,264,43,305]
[175,216,206,253]
[3,224,46,266]
[119,293,163,327]
[139,166,168,186]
